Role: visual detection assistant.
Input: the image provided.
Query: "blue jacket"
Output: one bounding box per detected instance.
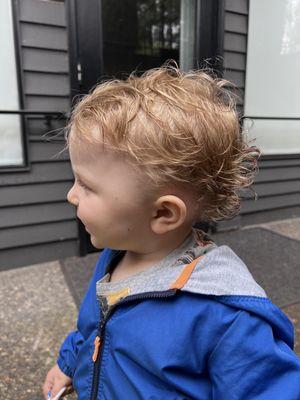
[57,238,300,399]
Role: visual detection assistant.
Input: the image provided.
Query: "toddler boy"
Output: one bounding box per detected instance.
[43,64,300,399]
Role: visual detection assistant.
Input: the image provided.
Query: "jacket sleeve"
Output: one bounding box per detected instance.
[56,248,112,378]
[57,330,85,378]
[208,310,300,400]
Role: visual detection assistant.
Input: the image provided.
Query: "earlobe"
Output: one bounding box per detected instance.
[150,195,187,235]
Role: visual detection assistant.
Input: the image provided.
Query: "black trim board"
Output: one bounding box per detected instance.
[195,0,225,75]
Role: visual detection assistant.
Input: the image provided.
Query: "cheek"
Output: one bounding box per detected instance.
[119,201,150,227]
[105,197,133,222]
[77,198,97,221]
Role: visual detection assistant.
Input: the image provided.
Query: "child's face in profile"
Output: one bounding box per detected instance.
[67,137,157,251]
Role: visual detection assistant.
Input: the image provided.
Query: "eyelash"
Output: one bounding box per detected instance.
[77,180,90,191]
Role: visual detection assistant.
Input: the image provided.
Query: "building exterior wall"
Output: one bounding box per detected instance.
[1,0,299,269]
[218,0,300,231]
[0,0,78,270]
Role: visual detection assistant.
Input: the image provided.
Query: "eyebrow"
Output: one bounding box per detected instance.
[73,170,94,186]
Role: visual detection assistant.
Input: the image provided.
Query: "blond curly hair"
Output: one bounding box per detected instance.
[65,62,260,223]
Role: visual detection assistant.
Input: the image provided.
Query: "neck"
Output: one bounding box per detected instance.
[121,227,194,271]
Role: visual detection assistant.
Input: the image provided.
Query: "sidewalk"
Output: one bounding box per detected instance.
[0,218,299,399]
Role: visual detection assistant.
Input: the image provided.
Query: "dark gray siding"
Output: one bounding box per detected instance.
[223,0,247,112]
[0,0,78,270]
[218,0,300,232]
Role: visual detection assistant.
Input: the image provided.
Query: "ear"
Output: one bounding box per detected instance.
[150,195,187,235]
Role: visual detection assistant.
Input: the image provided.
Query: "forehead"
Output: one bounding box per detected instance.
[67,129,160,201]
[68,133,101,163]
[69,138,146,187]
[68,124,104,159]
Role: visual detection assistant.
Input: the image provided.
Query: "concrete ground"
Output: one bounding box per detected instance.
[0,218,299,399]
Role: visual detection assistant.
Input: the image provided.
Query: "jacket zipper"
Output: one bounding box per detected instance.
[90,289,177,400]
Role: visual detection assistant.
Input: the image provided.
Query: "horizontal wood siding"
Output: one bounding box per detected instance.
[0,201,75,229]
[217,0,300,231]
[0,241,78,271]
[23,48,69,73]
[253,180,300,197]
[1,220,78,250]
[223,31,246,109]
[0,0,78,269]
[223,0,247,111]
[0,181,70,207]
[240,158,300,219]
[0,158,73,186]
[25,96,70,112]
[20,23,68,50]
[24,72,69,96]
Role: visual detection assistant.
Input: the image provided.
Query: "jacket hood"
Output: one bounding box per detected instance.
[96,228,295,348]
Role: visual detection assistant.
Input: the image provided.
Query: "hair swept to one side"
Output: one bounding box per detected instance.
[65,60,261,223]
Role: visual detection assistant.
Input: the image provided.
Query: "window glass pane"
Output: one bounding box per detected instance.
[244,0,300,155]
[0,0,24,166]
[244,119,300,155]
[0,115,23,165]
[102,0,196,77]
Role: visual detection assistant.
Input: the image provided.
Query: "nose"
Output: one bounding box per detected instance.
[67,183,79,206]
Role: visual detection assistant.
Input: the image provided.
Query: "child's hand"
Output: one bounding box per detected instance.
[42,363,72,399]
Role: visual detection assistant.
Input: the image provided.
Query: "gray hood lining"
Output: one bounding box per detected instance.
[96,229,266,302]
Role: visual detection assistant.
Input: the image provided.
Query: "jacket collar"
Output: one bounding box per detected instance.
[96,228,266,306]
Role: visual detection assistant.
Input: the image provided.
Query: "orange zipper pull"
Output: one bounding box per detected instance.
[92,335,101,362]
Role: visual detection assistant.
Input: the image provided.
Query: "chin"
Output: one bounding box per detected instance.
[90,235,99,246]
[90,235,105,249]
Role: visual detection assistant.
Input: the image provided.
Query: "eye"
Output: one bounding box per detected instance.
[77,179,90,191]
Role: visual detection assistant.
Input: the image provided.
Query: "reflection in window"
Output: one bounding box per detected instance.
[0,115,23,166]
[281,0,300,55]
[102,0,196,77]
